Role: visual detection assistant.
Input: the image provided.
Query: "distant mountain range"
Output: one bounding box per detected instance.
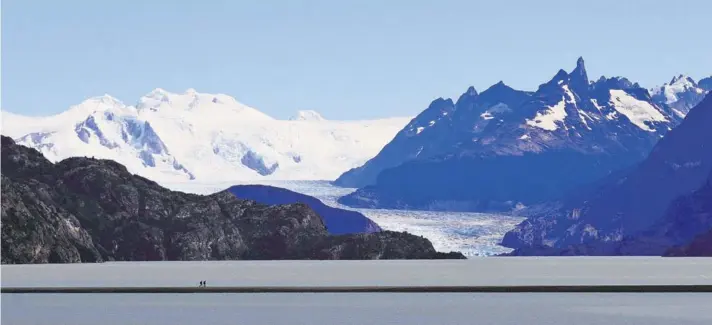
[1,89,410,183]
[2,57,709,258]
[503,93,712,256]
[336,58,710,212]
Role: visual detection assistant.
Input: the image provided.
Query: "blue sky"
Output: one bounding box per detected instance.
[2,0,710,119]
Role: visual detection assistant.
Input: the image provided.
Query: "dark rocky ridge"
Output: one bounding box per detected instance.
[228,185,382,235]
[0,136,465,263]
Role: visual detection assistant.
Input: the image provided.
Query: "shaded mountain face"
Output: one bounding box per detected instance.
[502,93,712,255]
[337,58,681,212]
[621,171,712,256]
[227,185,382,235]
[506,171,712,257]
[650,75,710,118]
[334,82,534,189]
[699,77,712,91]
[664,230,712,257]
[0,136,464,263]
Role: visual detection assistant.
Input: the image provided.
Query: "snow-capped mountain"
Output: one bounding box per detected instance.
[1,89,410,183]
[337,58,683,212]
[503,92,712,255]
[650,74,710,118]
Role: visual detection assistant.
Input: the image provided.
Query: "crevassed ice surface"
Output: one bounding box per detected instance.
[163,180,525,257]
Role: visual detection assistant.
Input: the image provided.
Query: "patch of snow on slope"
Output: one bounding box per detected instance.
[578,110,594,130]
[562,85,577,105]
[671,108,686,119]
[480,112,494,120]
[590,99,603,113]
[526,98,568,131]
[608,89,668,132]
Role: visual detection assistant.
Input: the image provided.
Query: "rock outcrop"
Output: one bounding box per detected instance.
[228,185,382,235]
[1,136,465,263]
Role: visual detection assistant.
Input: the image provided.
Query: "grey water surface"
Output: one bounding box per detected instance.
[3,292,712,325]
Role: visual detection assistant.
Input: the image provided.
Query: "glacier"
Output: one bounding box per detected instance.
[161,180,524,257]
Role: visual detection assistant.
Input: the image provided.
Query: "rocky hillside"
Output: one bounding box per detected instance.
[227,184,382,235]
[611,168,712,256]
[505,171,712,257]
[502,93,712,255]
[0,136,464,263]
[664,230,712,257]
[337,58,682,212]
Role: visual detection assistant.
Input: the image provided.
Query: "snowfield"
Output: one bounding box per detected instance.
[1,88,411,183]
[161,180,524,257]
[609,89,669,132]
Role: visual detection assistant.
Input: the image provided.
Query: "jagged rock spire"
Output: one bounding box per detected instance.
[571,56,589,85]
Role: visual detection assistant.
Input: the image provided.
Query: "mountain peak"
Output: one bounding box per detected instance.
[455,86,479,107]
[56,94,132,124]
[572,56,588,77]
[289,110,325,121]
[84,94,123,106]
[569,56,589,89]
[540,69,569,89]
[482,80,514,95]
[669,74,697,87]
[146,88,170,97]
[74,94,126,112]
[553,69,568,80]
